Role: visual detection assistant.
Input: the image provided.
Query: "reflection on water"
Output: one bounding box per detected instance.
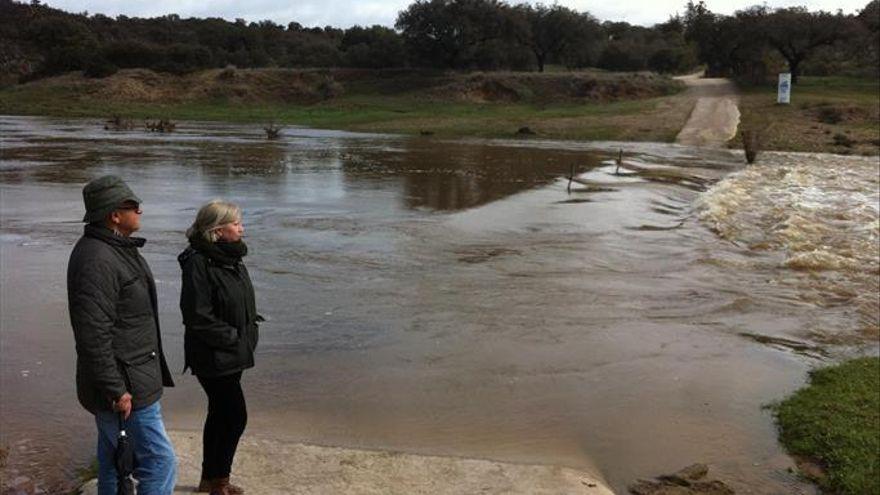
[341,144,598,211]
[2,116,873,495]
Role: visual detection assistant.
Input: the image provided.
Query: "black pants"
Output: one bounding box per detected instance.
[197,371,247,479]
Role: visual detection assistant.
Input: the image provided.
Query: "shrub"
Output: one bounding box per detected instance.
[597,42,646,71]
[832,133,855,147]
[84,59,118,78]
[103,41,163,69]
[218,65,237,80]
[817,105,844,124]
[648,47,694,74]
[154,44,213,74]
[316,76,343,99]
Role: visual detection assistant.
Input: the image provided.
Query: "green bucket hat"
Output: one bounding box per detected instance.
[82,175,142,223]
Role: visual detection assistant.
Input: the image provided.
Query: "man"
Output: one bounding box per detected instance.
[67,175,176,495]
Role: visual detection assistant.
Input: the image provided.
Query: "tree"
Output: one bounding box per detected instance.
[25,16,99,75]
[648,47,686,73]
[341,25,406,68]
[860,0,879,33]
[106,40,158,65]
[282,36,341,67]
[647,15,697,74]
[724,9,774,82]
[513,4,601,72]
[155,43,212,73]
[760,7,851,83]
[856,0,879,72]
[395,0,511,69]
[597,40,647,71]
[683,1,726,75]
[683,2,767,79]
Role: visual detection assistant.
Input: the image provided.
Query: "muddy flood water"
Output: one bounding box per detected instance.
[1,115,877,494]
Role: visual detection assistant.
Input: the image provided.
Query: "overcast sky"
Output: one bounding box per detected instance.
[43,0,870,28]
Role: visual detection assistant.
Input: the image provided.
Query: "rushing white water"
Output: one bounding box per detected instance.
[698,152,880,339]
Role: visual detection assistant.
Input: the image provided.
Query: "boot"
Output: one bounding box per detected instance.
[203,477,244,495]
[197,478,212,492]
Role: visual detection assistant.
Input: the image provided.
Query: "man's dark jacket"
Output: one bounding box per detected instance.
[178,243,258,377]
[67,224,174,414]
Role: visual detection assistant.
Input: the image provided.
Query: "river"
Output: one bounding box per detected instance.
[1,115,877,494]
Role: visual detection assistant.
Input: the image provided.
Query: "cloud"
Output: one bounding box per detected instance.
[569,0,867,25]
[44,0,411,27]
[43,0,871,28]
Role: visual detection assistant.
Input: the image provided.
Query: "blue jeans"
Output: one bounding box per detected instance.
[94,401,177,495]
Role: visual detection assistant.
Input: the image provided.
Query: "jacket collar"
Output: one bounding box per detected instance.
[83,224,146,248]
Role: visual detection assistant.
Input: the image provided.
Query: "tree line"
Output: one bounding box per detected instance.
[1,0,877,83]
[683,0,879,83]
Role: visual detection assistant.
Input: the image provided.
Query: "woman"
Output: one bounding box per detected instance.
[179,200,259,495]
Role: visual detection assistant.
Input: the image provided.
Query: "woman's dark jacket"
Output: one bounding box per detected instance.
[67,224,174,414]
[178,239,258,377]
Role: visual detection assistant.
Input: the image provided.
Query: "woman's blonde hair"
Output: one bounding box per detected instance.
[186,200,242,243]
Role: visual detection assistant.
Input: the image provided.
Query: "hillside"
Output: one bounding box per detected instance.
[1,67,682,107]
[0,68,697,141]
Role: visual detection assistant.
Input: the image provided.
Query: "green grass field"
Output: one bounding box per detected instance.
[773,357,880,494]
[5,70,876,152]
[0,92,686,141]
[0,69,692,142]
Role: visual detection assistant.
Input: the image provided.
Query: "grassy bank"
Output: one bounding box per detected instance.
[0,68,693,142]
[773,357,880,494]
[734,76,880,155]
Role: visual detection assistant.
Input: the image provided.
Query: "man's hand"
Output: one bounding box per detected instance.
[113,392,132,419]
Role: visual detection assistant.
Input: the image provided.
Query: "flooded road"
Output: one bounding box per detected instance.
[1,116,877,494]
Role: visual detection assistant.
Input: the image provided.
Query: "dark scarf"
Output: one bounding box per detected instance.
[190,237,248,266]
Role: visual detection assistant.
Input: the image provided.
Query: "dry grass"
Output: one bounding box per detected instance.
[733,77,880,155]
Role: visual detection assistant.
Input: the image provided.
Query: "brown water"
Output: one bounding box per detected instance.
[1,116,876,494]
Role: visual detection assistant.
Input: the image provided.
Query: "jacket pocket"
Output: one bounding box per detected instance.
[212,347,241,371]
[118,351,161,400]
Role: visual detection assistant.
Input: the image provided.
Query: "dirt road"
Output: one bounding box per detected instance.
[674,74,740,148]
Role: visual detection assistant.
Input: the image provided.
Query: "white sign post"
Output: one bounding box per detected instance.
[777,73,791,104]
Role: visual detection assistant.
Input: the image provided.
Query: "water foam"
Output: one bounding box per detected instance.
[697,152,880,338]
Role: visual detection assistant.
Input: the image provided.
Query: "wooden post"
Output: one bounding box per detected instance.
[742,130,759,164]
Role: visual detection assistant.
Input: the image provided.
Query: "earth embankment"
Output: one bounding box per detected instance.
[3,68,682,106]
